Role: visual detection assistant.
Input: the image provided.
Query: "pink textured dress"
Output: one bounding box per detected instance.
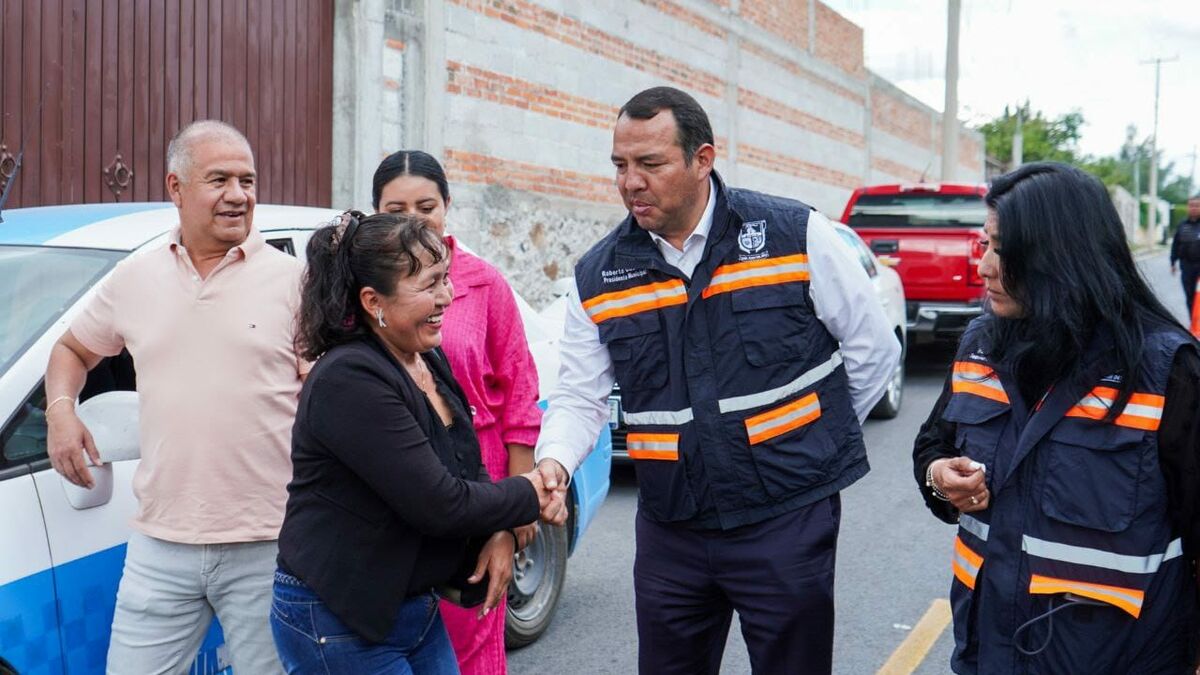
[439,236,543,674]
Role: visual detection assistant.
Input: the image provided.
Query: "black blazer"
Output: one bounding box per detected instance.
[277,335,539,643]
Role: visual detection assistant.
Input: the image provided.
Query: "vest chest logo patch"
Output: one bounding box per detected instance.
[601,268,649,284]
[1100,373,1123,385]
[738,220,767,257]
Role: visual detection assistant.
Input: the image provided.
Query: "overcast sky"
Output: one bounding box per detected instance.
[823,0,1199,180]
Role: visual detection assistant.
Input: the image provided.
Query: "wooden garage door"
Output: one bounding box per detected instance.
[0,0,333,209]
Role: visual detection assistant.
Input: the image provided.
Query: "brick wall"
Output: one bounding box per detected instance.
[740,0,809,51]
[336,0,985,306]
[814,2,864,76]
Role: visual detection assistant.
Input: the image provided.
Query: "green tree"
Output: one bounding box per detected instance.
[977,102,1084,165]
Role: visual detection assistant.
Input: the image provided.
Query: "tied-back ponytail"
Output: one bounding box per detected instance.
[296,210,445,361]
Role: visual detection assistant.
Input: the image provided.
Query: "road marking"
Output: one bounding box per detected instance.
[876,598,952,675]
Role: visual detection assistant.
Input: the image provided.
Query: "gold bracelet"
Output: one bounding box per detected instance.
[46,396,76,414]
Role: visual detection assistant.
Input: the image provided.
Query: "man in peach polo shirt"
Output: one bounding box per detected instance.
[45,121,306,674]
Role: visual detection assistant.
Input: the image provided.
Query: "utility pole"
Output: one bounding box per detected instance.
[1011,104,1023,169]
[1141,55,1177,238]
[940,0,961,182]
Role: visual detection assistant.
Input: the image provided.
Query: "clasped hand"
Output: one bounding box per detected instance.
[930,456,990,513]
[519,459,570,526]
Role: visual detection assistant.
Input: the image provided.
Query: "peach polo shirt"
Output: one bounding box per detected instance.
[71,227,308,544]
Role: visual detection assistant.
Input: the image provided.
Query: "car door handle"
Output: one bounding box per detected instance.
[871,240,899,254]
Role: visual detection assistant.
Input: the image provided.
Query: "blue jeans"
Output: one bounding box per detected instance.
[269,569,459,674]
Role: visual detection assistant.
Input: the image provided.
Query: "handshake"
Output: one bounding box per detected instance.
[520,459,571,526]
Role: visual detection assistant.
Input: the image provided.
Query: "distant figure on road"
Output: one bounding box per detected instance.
[1169,195,1200,311]
[915,162,1200,673]
[535,86,900,674]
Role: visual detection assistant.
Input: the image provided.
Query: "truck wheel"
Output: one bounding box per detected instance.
[870,335,905,419]
[505,519,569,649]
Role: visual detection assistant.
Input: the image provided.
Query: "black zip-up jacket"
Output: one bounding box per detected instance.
[277,335,539,642]
[1170,219,1200,265]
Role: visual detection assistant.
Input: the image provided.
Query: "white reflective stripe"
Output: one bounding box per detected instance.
[1022,536,1183,575]
[586,283,686,318]
[745,396,820,440]
[959,514,990,541]
[621,351,842,426]
[718,352,844,414]
[709,261,810,285]
[623,407,694,426]
[952,371,1005,391]
[952,548,980,578]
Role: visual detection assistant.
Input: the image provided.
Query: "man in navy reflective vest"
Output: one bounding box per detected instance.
[534,86,900,673]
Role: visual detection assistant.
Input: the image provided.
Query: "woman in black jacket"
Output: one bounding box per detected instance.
[270,212,556,673]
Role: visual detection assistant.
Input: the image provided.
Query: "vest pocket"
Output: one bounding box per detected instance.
[740,398,838,498]
[942,397,1009,483]
[1041,422,1145,533]
[601,314,667,390]
[729,286,811,367]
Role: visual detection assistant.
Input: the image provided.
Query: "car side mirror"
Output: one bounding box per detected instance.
[59,391,140,510]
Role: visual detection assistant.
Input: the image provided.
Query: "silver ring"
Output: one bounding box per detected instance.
[969,495,979,505]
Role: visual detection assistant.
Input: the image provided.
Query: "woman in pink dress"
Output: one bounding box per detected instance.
[372,151,542,675]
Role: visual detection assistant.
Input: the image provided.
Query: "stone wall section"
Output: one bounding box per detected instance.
[334,0,985,306]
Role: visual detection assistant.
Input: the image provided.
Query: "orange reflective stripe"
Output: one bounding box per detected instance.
[626,433,679,461]
[1065,386,1165,431]
[951,361,1010,404]
[1193,279,1200,338]
[1028,574,1144,618]
[952,536,983,591]
[744,392,821,445]
[702,253,810,298]
[582,279,687,324]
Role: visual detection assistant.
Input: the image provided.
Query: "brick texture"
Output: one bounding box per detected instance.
[741,143,860,189]
[742,42,865,105]
[450,0,724,98]
[872,89,933,149]
[636,0,726,39]
[871,156,923,182]
[813,2,864,76]
[444,148,619,204]
[738,87,864,148]
[447,62,618,129]
[740,0,808,51]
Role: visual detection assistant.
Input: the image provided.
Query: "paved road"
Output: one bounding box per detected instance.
[509,251,1186,675]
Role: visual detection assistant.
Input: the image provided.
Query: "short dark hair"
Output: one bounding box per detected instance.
[296,211,446,360]
[371,150,451,211]
[618,87,714,164]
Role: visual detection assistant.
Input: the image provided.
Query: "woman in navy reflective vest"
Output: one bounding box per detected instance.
[913,162,1200,674]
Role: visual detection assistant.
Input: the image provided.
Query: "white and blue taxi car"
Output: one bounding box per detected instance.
[0,203,611,674]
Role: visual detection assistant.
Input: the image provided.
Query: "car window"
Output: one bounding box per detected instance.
[0,354,137,476]
[265,237,295,256]
[848,193,986,228]
[834,229,877,278]
[0,246,124,376]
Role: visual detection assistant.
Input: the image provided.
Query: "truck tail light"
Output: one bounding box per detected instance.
[967,236,985,286]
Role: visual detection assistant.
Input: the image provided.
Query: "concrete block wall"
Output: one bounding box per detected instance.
[334,0,986,307]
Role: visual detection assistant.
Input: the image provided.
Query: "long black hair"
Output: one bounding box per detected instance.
[296,210,445,360]
[984,161,1185,417]
[371,150,450,211]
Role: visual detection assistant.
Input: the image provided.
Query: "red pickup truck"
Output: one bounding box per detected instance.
[839,183,988,340]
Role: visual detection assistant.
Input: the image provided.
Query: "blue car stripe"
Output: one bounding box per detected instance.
[0,203,168,245]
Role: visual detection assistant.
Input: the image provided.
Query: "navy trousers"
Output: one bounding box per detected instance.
[1182,263,1200,313]
[633,495,840,675]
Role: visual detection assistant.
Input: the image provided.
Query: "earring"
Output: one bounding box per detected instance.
[375,308,387,328]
